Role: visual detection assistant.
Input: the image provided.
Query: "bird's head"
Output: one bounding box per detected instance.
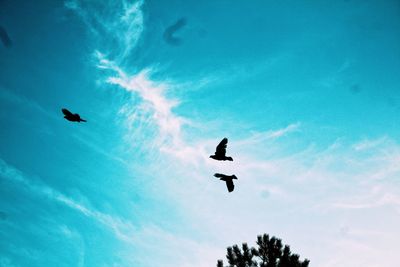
[232,175,238,180]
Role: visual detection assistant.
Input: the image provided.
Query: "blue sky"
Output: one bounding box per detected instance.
[0,0,400,266]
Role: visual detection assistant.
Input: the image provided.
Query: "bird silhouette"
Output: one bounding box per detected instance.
[210,138,233,161]
[62,108,87,122]
[163,18,187,46]
[0,26,12,48]
[214,173,237,192]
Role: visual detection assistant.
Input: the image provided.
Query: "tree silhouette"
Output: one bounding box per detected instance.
[225,243,257,267]
[217,234,309,267]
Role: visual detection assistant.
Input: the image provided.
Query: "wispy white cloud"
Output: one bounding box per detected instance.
[352,136,388,151]
[65,0,144,62]
[236,122,301,147]
[0,86,58,121]
[0,158,136,243]
[130,225,223,267]
[96,52,190,156]
[108,70,186,146]
[0,157,224,267]
[332,185,400,213]
[316,59,353,89]
[65,1,400,266]
[59,225,86,267]
[148,134,400,267]
[72,133,128,165]
[92,43,400,267]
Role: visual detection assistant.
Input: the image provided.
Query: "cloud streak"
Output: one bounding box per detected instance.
[65,1,400,266]
[96,52,188,153]
[0,158,137,243]
[65,0,144,62]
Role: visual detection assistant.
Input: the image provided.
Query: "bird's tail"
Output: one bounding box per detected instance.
[80,119,87,122]
[226,157,233,161]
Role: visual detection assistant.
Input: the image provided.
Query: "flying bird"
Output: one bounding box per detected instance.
[163,17,187,46]
[0,26,12,48]
[62,108,87,122]
[214,173,238,193]
[210,138,233,161]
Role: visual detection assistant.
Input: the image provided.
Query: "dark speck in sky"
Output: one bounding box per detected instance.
[0,26,12,47]
[163,18,187,46]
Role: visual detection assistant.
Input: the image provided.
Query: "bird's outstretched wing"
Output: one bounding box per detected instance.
[214,174,235,192]
[215,138,228,157]
[214,173,226,179]
[62,108,73,116]
[225,179,234,192]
